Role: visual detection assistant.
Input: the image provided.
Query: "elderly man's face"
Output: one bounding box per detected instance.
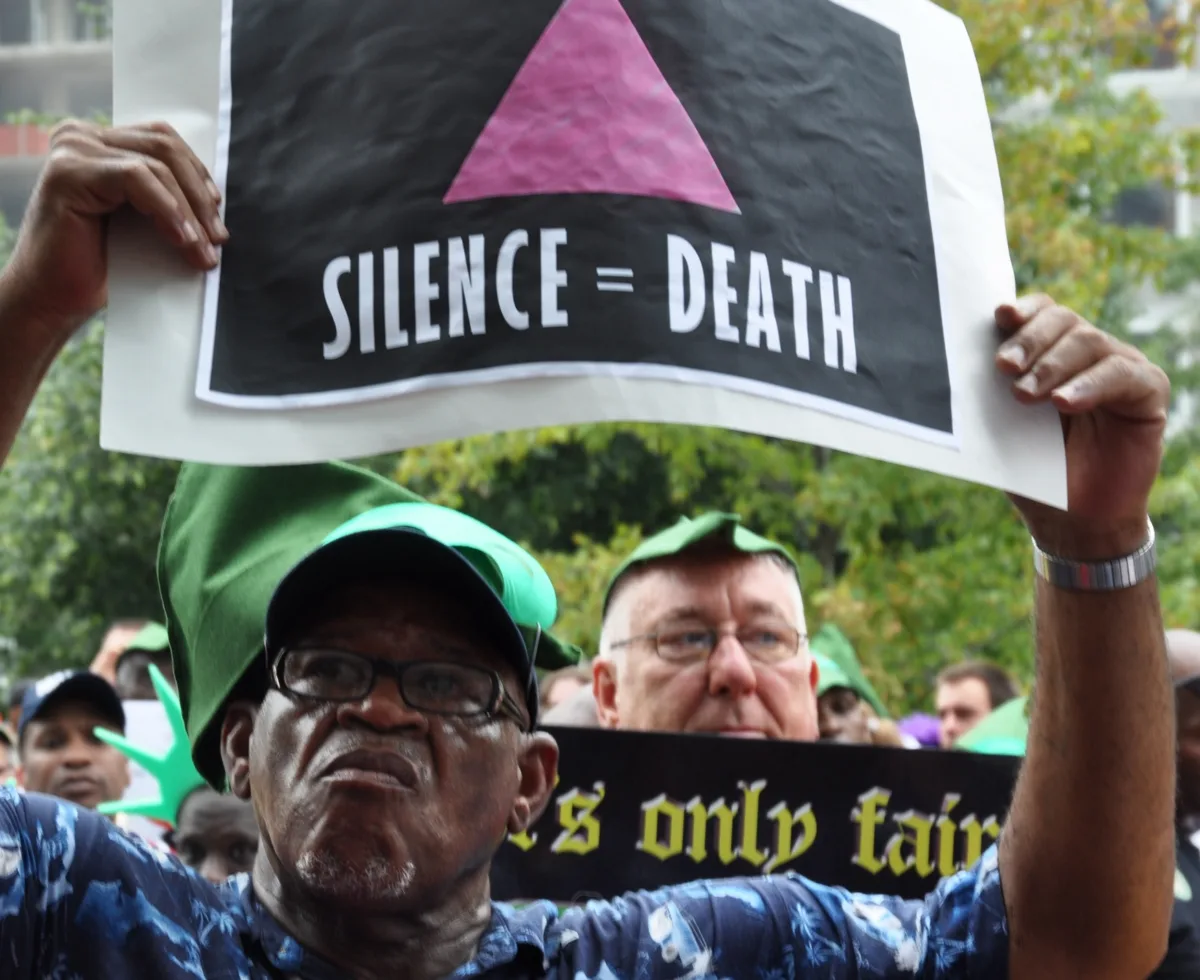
[595,552,818,740]
[223,580,557,911]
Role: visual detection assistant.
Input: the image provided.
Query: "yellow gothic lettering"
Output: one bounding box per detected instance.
[851,787,890,874]
[550,782,606,856]
[885,809,936,877]
[959,813,1002,868]
[935,794,962,877]
[738,780,770,868]
[639,794,686,861]
[686,796,739,865]
[764,800,817,874]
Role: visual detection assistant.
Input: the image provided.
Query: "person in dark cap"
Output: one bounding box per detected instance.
[0,119,1180,980]
[16,670,129,810]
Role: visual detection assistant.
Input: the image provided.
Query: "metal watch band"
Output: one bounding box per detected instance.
[1032,519,1157,592]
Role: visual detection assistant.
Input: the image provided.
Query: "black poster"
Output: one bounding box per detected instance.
[205,0,950,437]
[491,727,1020,903]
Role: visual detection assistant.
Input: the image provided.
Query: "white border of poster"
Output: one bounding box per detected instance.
[102,0,1067,508]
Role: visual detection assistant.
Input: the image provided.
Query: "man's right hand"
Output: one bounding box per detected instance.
[0,120,227,341]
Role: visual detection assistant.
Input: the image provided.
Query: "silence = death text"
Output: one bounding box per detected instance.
[321,230,857,373]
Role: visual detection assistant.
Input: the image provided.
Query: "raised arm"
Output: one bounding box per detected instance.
[0,120,225,463]
[995,296,1173,979]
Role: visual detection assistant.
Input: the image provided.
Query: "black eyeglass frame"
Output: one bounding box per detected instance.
[268,647,531,732]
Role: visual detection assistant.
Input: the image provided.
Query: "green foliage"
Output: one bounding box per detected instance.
[0,0,1197,710]
[0,321,179,677]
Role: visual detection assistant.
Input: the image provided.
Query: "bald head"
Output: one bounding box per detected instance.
[1167,630,1200,685]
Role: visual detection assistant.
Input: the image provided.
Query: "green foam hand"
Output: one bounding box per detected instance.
[95,664,206,826]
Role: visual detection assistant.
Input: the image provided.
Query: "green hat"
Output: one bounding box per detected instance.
[160,462,572,790]
[265,501,558,722]
[956,695,1029,756]
[605,513,798,610]
[809,624,889,718]
[123,622,170,655]
[814,653,852,696]
[96,664,206,826]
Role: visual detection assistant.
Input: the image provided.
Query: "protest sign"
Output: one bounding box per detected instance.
[104,0,1066,507]
[491,727,1020,902]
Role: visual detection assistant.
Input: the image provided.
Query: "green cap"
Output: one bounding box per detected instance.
[956,695,1028,756]
[123,622,170,655]
[814,653,852,696]
[96,664,206,826]
[159,462,574,790]
[809,624,889,718]
[265,501,559,726]
[605,513,798,610]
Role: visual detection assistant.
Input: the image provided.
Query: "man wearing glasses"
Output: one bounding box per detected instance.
[592,513,821,741]
[0,119,1179,980]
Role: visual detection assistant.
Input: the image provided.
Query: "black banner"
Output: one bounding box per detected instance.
[208,0,950,435]
[491,727,1020,902]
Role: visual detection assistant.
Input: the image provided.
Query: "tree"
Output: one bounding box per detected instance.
[0,1,1197,706]
[0,214,178,676]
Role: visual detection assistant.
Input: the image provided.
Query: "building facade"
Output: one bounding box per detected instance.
[0,0,110,224]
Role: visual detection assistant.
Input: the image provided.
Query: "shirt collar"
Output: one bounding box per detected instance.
[235,877,557,978]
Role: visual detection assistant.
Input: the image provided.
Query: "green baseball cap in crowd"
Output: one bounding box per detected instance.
[604,512,799,610]
[160,462,570,790]
[956,695,1028,756]
[809,624,889,718]
[814,653,852,696]
[123,621,170,655]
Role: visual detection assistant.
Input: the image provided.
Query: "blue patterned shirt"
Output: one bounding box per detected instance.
[0,786,1008,978]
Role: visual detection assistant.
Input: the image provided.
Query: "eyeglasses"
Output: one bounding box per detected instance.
[608,623,806,665]
[270,648,530,730]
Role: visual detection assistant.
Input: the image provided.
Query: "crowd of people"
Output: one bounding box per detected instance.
[0,120,1191,978]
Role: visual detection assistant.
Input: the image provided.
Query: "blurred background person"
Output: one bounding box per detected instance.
[87,617,150,686]
[113,621,176,701]
[164,787,259,884]
[934,659,1019,748]
[17,670,129,810]
[811,624,907,747]
[540,662,592,714]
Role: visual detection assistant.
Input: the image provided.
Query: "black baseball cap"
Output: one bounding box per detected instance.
[19,670,126,742]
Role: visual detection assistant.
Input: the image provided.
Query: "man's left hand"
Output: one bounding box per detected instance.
[995,295,1170,558]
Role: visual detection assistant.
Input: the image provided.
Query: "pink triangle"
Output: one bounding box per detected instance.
[443,0,739,213]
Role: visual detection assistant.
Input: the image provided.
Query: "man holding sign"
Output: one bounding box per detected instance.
[0,123,1176,978]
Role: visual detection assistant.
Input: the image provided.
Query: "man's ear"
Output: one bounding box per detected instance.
[220,701,258,801]
[593,658,620,729]
[507,732,559,835]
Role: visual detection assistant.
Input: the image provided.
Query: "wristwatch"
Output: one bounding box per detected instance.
[1032,519,1157,591]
